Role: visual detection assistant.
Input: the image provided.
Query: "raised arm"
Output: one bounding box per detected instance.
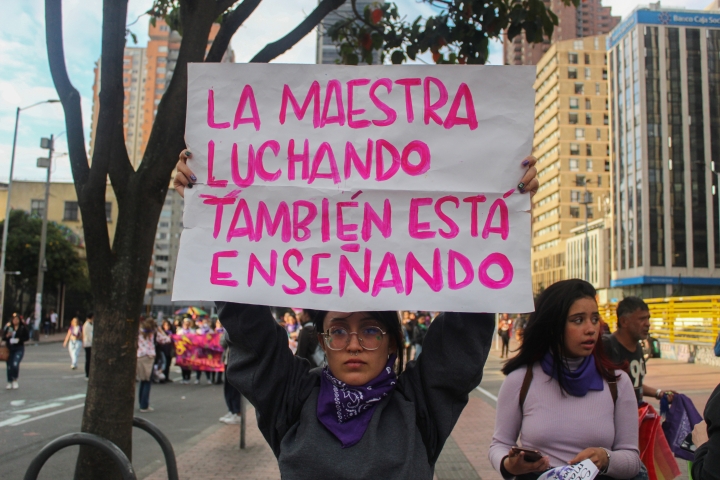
[397,311,495,463]
[220,302,317,455]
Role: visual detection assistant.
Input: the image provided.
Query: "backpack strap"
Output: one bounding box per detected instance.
[608,380,618,405]
[519,363,534,412]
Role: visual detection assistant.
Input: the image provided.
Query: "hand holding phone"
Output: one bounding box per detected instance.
[511,446,543,463]
[504,446,549,476]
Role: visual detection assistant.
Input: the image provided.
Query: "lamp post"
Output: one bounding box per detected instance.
[579,178,593,283]
[0,99,59,322]
[34,135,54,326]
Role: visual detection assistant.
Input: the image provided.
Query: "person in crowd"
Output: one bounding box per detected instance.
[194,318,213,384]
[158,319,175,382]
[411,315,428,360]
[489,279,641,479]
[213,319,225,384]
[402,314,416,364]
[514,314,527,342]
[176,318,194,384]
[603,296,676,404]
[295,309,324,368]
[83,313,94,379]
[498,314,512,359]
[174,149,539,479]
[284,312,299,336]
[137,317,170,412]
[4,313,29,389]
[62,317,83,370]
[692,382,719,480]
[43,312,51,337]
[50,309,58,334]
[24,314,34,341]
[219,328,242,424]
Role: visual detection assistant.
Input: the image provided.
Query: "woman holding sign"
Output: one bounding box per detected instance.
[174,151,538,479]
[489,279,642,479]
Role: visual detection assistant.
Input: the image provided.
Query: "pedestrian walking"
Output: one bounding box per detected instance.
[62,318,83,370]
[489,279,642,479]
[218,330,241,424]
[498,314,511,358]
[42,312,51,337]
[159,320,175,382]
[82,313,94,379]
[137,317,170,412]
[174,149,539,479]
[4,314,29,389]
[50,309,58,335]
[177,318,194,384]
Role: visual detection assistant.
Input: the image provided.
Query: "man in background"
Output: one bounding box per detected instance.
[83,313,94,379]
[603,296,675,403]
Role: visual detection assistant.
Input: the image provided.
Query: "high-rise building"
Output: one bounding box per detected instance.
[316,0,380,64]
[89,19,234,297]
[531,35,612,293]
[503,0,619,66]
[608,6,720,297]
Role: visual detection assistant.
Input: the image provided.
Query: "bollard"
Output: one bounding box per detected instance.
[24,432,136,480]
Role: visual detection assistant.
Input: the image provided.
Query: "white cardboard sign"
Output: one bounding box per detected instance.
[172,63,535,313]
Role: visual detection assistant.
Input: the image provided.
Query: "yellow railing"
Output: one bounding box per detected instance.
[599,296,720,346]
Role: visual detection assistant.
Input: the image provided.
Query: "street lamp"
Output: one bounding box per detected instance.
[34,135,56,326]
[0,99,59,322]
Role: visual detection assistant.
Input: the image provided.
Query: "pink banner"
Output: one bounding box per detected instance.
[172,333,224,372]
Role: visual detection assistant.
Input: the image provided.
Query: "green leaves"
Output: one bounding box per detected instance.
[329,0,580,66]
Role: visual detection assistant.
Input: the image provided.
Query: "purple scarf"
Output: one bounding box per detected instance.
[540,351,604,397]
[317,354,398,448]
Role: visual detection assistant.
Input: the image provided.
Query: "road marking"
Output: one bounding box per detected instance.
[0,415,31,427]
[15,402,64,413]
[10,400,25,407]
[475,386,498,402]
[54,394,86,402]
[11,404,85,426]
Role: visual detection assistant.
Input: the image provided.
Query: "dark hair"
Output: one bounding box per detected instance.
[616,296,648,329]
[306,310,405,374]
[502,279,619,393]
[87,312,94,319]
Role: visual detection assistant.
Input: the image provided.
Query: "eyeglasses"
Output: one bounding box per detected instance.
[321,325,387,351]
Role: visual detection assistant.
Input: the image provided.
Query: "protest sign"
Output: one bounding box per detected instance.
[537,460,599,480]
[172,333,224,372]
[172,64,535,312]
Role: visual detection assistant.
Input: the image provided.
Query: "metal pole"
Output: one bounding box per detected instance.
[0,107,21,323]
[34,135,53,325]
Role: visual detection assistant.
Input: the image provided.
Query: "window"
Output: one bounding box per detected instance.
[569,113,578,124]
[586,159,593,171]
[575,128,585,139]
[155,255,169,262]
[585,67,591,79]
[586,144,592,155]
[105,202,112,222]
[603,113,609,125]
[597,175,602,186]
[63,201,79,221]
[575,83,584,94]
[570,97,579,109]
[157,232,168,240]
[605,160,610,171]
[569,158,579,171]
[602,68,608,80]
[571,191,581,202]
[573,40,584,50]
[568,67,578,79]
[584,53,591,64]
[596,83,601,95]
[576,175,586,186]
[585,98,592,109]
[587,206,594,218]
[158,46,168,53]
[570,206,580,218]
[570,143,580,155]
[569,52,578,64]
[586,113,592,125]
[159,222,169,228]
[596,128,602,141]
[31,199,45,217]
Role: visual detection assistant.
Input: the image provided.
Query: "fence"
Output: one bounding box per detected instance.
[599,295,720,346]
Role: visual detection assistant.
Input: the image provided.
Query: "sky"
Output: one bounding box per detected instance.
[0,0,712,184]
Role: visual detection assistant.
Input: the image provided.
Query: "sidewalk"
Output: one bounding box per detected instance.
[141,340,714,480]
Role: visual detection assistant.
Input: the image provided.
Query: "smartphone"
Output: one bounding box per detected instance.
[511,446,543,462]
[680,433,696,454]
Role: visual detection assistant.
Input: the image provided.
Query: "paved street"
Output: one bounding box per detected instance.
[0,337,715,479]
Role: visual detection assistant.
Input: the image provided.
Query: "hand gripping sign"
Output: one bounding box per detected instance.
[173,64,536,313]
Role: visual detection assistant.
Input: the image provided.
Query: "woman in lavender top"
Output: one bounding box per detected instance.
[489,279,642,479]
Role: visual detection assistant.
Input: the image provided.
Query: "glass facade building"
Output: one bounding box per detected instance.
[608,7,720,296]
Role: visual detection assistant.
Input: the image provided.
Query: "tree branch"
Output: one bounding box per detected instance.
[215,0,239,15]
[45,0,89,190]
[206,0,263,62]
[250,0,346,63]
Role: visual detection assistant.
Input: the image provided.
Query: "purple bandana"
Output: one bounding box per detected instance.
[540,351,604,397]
[317,354,397,448]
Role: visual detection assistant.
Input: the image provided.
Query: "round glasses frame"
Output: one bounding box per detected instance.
[321,327,388,351]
